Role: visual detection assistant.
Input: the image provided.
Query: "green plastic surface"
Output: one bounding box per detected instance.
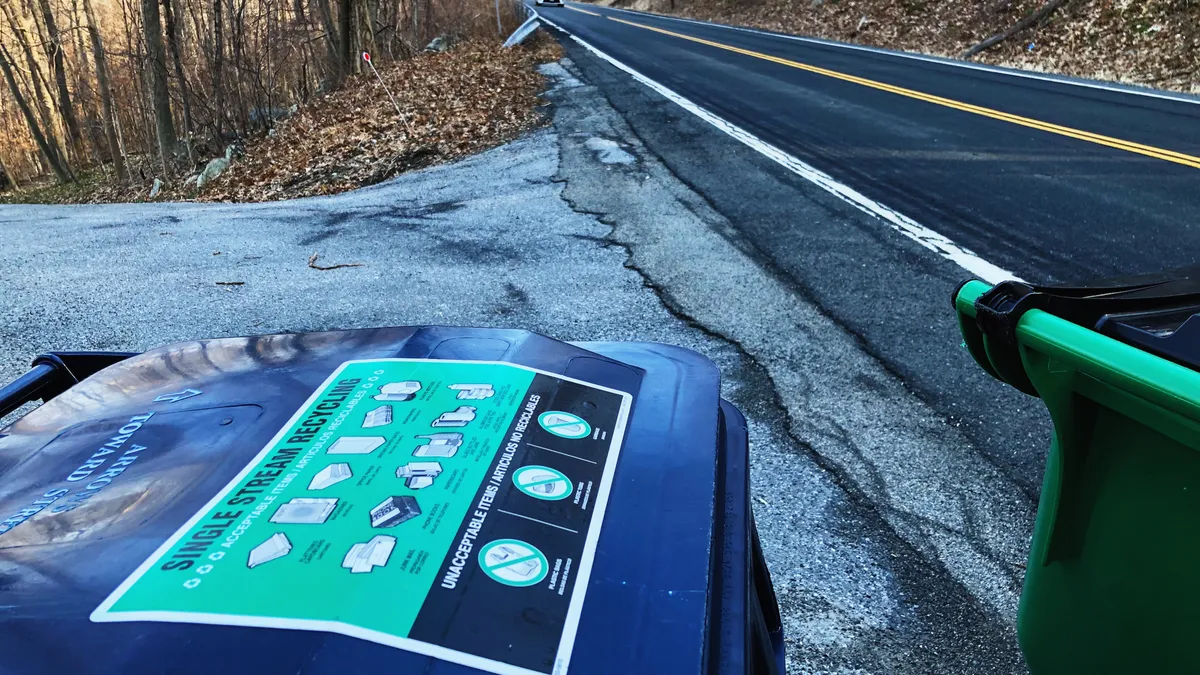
[955,280,1200,674]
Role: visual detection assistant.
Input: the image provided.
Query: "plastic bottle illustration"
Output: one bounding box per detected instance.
[396,461,443,489]
[449,384,495,400]
[432,406,476,428]
[413,433,463,458]
[374,381,422,402]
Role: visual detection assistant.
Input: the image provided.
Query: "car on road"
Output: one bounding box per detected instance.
[535,0,563,7]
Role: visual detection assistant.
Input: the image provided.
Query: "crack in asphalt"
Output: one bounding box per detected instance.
[552,52,1024,565]
[606,65,1044,509]
[600,195,1021,593]
[557,167,934,564]
[541,53,1032,671]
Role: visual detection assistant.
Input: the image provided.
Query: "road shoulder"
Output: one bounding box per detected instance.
[544,54,1026,673]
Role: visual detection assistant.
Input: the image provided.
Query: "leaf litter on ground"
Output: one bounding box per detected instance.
[65,37,561,204]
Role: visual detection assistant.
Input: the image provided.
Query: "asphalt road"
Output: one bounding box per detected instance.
[526,6,1200,670]
[538,3,1200,283]
[535,2,1200,496]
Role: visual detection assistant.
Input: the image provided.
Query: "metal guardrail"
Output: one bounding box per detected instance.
[503,13,541,47]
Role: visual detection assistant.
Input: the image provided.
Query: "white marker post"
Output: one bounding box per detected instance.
[362,52,410,132]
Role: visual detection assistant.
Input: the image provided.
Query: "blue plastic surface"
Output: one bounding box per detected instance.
[0,327,774,674]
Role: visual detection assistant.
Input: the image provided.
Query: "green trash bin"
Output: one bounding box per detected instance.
[953,275,1200,675]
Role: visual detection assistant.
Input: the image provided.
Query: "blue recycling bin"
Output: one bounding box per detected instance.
[0,327,783,675]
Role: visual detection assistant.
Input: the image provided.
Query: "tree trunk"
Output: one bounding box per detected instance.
[422,0,430,43]
[121,0,156,165]
[312,0,342,87]
[35,0,85,162]
[230,0,249,133]
[81,0,128,180]
[0,151,19,190]
[0,0,61,153]
[163,0,195,163]
[70,0,106,169]
[338,0,353,75]
[212,0,225,141]
[961,0,1071,59]
[360,0,377,65]
[0,43,73,183]
[142,0,176,173]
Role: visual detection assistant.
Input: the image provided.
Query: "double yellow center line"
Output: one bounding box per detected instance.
[562,5,1200,170]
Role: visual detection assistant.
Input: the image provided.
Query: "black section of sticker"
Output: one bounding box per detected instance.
[410,374,625,674]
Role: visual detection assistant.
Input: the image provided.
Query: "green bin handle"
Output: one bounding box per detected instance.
[954,280,1037,396]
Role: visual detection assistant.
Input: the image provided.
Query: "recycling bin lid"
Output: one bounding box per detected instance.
[964,266,1200,372]
[0,327,737,675]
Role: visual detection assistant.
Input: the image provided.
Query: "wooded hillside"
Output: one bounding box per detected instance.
[0,0,525,188]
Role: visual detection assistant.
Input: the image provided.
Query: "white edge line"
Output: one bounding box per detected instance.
[539,14,1022,284]
[574,3,1200,107]
[527,442,599,464]
[91,611,545,675]
[497,508,580,534]
[92,356,636,675]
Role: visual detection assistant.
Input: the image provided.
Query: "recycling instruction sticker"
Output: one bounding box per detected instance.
[91,358,633,675]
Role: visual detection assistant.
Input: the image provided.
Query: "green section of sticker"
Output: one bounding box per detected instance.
[537,411,591,439]
[101,360,535,639]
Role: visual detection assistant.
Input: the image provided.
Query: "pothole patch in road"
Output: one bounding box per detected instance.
[584,137,636,165]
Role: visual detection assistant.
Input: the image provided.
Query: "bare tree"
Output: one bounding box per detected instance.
[0,42,72,182]
[142,0,176,172]
[69,0,104,161]
[77,0,122,176]
[119,0,156,166]
[211,0,225,139]
[338,0,352,74]
[1,0,61,155]
[34,0,85,160]
[81,0,126,180]
[0,151,19,189]
[229,0,249,129]
[163,0,195,162]
[359,0,376,63]
[0,0,521,186]
[312,0,342,86]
